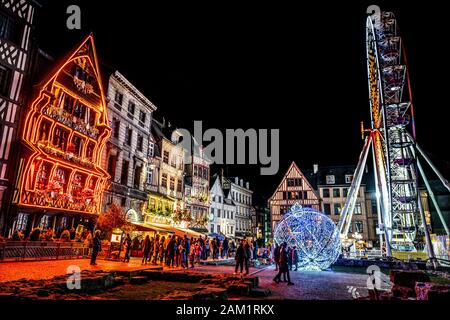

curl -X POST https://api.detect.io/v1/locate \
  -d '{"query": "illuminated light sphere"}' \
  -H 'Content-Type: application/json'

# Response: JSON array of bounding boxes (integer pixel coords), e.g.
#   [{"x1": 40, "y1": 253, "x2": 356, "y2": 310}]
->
[{"x1": 274, "y1": 203, "x2": 341, "y2": 271}]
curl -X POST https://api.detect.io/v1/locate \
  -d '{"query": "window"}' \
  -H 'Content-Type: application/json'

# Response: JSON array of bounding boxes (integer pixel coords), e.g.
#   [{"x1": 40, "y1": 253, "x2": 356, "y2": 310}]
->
[
  {"x1": 177, "y1": 179, "x2": 182, "y2": 193},
  {"x1": 148, "y1": 142, "x2": 154, "y2": 157},
  {"x1": 121, "y1": 197, "x2": 126, "y2": 206},
  {"x1": 354, "y1": 221, "x2": 364, "y2": 233},
  {"x1": 333, "y1": 188, "x2": 340, "y2": 197},
  {"x1": 137, "y1": 135, "x2": 143, "y2": 152},
  {"x1": 210, "y1": 224, "x2": 214, "y2": 233},
  {"x1": 170, "y1": 177, "x2": 175, "y2": 191},
  {"x1": 326, "y1": 175, "x2": 335, "y2": 184},
  {"x1": 217, "y1": 225, "x2": 221, "y2": 233},
  {"x1": 334, "y1": 203, "x2": 341, "y2": 215},
  {"x1": 163, "y1": 151, "x2": 169, "y2": 164},
  {"x1": 113, "y1": 119, "x2": 120, "y2": 138},
  {"x1": 161, "y1": 173, "x2": 167, "y2": 188},
  {"x1": 121, "y1": 160, "x2": 129, "y2": 185},
  {"x1": 343, "y1": 188, "x2": 348, "y2": 198},
  {"x1": 15, "y1": 213, "x2": 29, "y2": 232},
  {"x1": 127, "y1": 101, "x2": 135, "y2": 118},
  {"x1": 323, "y1": 203, "x2": 331, "y2": 215},
  {"x1": 53, "y1": 127, "x2": 68, "y2": 150},
  {"x1": 38, "y1": 215, "x2": 50, "y2": 230},
  {"x1": 322, "y1": 188, "x2": 330, "y2": 198},
  {"x1": 139, "y1": 111, "x2": 146, "y2": 125},
  {"x1": 0, "y1": 65, "x2": 11, "y2": 96},
  {"x1": 147, "y1": 169, "x2": 153, "y2": 185},
  {"x1": 211, "y1": 208, "x2": 214, "y2": 214},
  {"x1": 354, "y1": 203, "x2": 362, "y2": 215},
  {"x1": 134, "y1": 165, "x2": 142, "y2": 189},
  {"x1": 230, "y1": 226, "x2": 233, "y2": 234},
  {"x1": 114, "y1": 90, "x2": 123, "y2": 106},
  {"x1": 125, "y1": 128, "x2": 132, "y2": 146},
  {"x1": 345, "y1": 174, "x2": 353, "y2": 184},
  {"x1": 230, "y1": 212, "x2": 233, "y2": 220},
  {"x1": 218, "y1": 209, "x2": 221, "y2": 218},
  {"x1": 0, "y1": 13, "x2": 22, "y2": 46},
  {"x1": 303, "y1": 191, "x2": 308, "y2": 200},
  {"x1": 287, "y1": 178, "x2": 302, "y2": 187}
]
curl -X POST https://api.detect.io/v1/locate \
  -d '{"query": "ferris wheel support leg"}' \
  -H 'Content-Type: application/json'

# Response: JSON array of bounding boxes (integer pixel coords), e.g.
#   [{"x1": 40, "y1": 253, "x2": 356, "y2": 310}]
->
[
  {"x1": 416, "y1": 159, "x2": 450, "y2": 236},
  {"x1": 415, "y1": 143, "x2": 450, "y2": 193},
  {"x1": 416, "y1": 185, "x2": 438, "y2": 269}
]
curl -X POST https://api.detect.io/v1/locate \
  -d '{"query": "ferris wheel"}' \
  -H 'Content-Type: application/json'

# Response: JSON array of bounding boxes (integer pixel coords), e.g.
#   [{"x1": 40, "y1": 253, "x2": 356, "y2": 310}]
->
[{"x1": 338, "y1": 5, "x2": 450, "y2": 264}]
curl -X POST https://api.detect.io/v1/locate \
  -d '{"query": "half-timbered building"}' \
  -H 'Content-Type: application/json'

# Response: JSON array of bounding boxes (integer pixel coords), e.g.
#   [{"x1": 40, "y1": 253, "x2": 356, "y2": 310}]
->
[
  {"x1": 269, "y1": 161, "x2": 321, "y2": 235},
  {"x1": 0, "y1": 0, "x2": 39, "y2": 234},
  {"x1": 8, "y1": 35, "x2": 111, "y2": 236}
]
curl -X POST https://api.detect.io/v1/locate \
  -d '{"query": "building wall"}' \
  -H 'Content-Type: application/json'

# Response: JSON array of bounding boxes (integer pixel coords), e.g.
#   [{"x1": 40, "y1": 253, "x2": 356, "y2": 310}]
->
[
  {"x1": 0, "y1": 0, "x2": 38, "y2": 233},
  {"x1": 209, "y1": 176, "x2": 235, "y2": 238},
  {"x1": 269, "y1": 162, "x2": 320, "y2": 235},
  {"x1": 227, "y1": 177, "x2": 253, "y2": 238},
  {"x1": 102, "y1": 71, "x2": 156, "y2": 219}
]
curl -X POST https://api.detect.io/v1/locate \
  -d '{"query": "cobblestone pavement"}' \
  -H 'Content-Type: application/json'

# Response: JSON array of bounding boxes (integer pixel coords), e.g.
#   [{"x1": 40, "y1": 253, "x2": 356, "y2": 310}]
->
[
  {"x1": 0, "y1": 257, "x2": 248, "y2": 283},
  {"x1": 253, "y1": 266, "x2": 392, "y2": 300}
]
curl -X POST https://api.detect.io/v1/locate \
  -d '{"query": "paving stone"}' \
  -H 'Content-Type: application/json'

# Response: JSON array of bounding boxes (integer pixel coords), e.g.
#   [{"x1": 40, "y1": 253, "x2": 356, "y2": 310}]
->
[{"x1": 130, "y1": 276, "x2": 148, "y2": 285}]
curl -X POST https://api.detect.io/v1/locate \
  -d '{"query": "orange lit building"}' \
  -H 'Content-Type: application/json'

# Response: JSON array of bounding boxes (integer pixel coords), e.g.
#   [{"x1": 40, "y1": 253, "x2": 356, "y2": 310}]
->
[{"x1": 8, "y1": 35, "x2": 111, "y2": 236}]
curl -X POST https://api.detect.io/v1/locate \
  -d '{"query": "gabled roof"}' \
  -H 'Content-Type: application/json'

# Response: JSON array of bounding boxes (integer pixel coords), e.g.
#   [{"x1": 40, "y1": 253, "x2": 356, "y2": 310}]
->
[{"x1": 269, "y1": 161, "x2": 320, "y2": 201}]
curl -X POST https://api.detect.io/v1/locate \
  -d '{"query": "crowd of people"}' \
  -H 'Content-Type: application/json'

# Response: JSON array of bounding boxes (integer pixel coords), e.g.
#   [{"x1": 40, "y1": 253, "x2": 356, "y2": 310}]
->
[{"x1": 121, "y1": 234, "x2": 242, "y2": 269}]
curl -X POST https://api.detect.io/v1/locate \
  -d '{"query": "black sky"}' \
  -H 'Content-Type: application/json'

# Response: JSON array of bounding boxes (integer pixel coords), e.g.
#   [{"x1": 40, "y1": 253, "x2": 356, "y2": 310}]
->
[{"x1": 35, "y1": 1, "x2": 450, "y2": 205}]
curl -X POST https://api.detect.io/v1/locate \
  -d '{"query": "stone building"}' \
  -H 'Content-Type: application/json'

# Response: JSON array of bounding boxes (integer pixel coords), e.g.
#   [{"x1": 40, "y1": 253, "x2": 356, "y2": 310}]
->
[
  {"x1": 102, "y1": 71, "x2": 157, "y2": 222},
  {"x1": 209, "y1": 175, "x2": 236, "y2": 238}
]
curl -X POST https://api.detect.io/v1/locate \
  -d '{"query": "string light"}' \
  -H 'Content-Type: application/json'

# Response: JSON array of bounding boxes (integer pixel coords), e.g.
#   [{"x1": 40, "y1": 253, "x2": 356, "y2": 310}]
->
[{"x1": 274, "y1": 202, "x2": 341, "y2": 271}]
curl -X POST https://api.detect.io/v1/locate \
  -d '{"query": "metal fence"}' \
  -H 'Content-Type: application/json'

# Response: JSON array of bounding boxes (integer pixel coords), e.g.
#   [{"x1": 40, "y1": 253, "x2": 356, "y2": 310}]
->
[{"x1": 0, "y1": 241, "x2": 90, "y2": 261}]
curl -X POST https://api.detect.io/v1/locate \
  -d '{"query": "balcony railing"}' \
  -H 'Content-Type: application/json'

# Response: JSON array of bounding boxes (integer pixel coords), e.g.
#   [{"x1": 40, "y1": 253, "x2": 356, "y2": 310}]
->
[{"x1": 20, "y1": 190, "x2": 97, "y2": 214}]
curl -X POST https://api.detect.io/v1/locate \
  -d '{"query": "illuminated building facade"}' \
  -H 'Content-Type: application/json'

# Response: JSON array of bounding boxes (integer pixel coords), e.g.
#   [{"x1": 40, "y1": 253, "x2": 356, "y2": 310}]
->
[
  {"x1": 269, "y1": 162, "x2": 320, "y2": 237},
  {"x1": 144, "y1": 118, "x2": 185, "y2": 226},
  {"x1": 222, "y1": 176, "x2": 253, "y2": 239},
  {"x1": 0, "y1": 0, "x2": 39, "y2": 234},
  {"x1": 8, "y1": 35, "x2": 111, "y2": 236},
  {"x1": 184, "y1": 142, "x2": 210, "y2": 232},
  {"x1": 102, "y1": 71, "x2": 157, "y2": 222},
  {"x1": 209, "y1": 175, "x2": 236, "y2": 238}
]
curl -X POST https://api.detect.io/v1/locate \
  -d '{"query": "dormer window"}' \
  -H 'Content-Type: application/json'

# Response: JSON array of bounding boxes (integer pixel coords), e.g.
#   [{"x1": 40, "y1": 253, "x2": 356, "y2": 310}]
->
[{"x1": 326, "y1": 175, "x2": 335, "y2": 184}]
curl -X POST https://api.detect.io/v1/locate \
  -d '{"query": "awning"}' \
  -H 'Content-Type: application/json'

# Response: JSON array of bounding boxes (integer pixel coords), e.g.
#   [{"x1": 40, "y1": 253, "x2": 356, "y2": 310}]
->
[{"x1": 129, "y1": 222, "x2": 174, "y2": 234}]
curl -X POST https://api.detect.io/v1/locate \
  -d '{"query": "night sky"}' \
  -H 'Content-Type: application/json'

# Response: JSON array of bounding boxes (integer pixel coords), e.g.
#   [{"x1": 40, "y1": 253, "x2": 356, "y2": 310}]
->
[{"x1": 35, "y1": 1, "x2": 450, "y2": 205}]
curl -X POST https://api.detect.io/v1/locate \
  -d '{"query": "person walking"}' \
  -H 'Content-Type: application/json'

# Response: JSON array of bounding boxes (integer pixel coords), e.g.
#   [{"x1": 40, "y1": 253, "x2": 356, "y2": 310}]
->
[
  {"x1": 273, "y1": 242, "x2": 294, "y2": 285},
  {"x1": 152, "y1": 234, "x2": 160, "y2": 264},
  {"x1": 159, "y1": 236, "x2": 165, "y2": 265},
  {"x1": 166, "y1": 235, "x2": 175, "y2": 267},
  {"x1": 287, "y1": 246, "x2": 293, "y2": 271},
  {"x1": 273, "y1": 243, "x2": 280, "y2": 271},
  {"x1": 189, "y1": 240, "x2": 196, "y2": 268},
  {"x1": 123, "y1": 233, "x2": 132, "y2": 263},
  {"x1": 211, "y1": 238, "x2": 217, "y2": 260},
  {"x1": 142, "y1": 235, "x2": 151, "y2": 264},
  {"x1": 234, "y1": 239, "x2": 246, "y2": 274},
  {"x1": 292, "y1": 246, "x2": 299, "y2": 271},
  {"x1": 222, "y1": 237, "x2": 229, "y2": 258},
  {"x1": 244, "y1": 239, "x2": 251, "y2": 275},
  {"x1": 90, "y1": 230, "x2": 101, "y2": 265}
]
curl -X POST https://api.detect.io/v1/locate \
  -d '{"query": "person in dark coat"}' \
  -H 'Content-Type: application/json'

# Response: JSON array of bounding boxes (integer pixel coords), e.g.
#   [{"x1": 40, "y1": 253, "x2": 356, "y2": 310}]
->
[
  {"x1": 90, "y1": 230, "x2": 101, "y2": 265},
  {"x1": 273, "y1": 243, "x2": 280, "y2": 271},
  {"x1": 273, "y1": 242, "x2": 294, "y2": 285},
  {"x1": 166, "y1": 235, "x2": 176, "y2": 267},
  {"x1": 222, "y1": 237, "x2": 229, "y2": 258},
  {"x1": 142, "y1": 235, "x2": 151, "y2": 264},
  {"x1": 123, "y1": 233, "x2": 132, "y2": 263},
  {"x1": 292, "y1": 246, "x2": 299, "y2": 271},
  {"x1": 244, "y1": 239, "x2": 251, "y2": 275},
  {"x1": 234, "y1": 240, "x2": 246, "y2": 274},
  {"x1": 287, "y1": 247, "x2": 293, "y2": 270}
]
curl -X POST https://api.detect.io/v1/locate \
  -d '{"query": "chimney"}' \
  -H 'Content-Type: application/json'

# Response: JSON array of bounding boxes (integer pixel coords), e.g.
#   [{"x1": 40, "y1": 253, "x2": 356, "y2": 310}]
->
[
  {"x1": 235, "y1": 177, "x2": 239, "y2": 185},
  {"x1": 240, "y1": 179, "x2": 243, "y2": 187},
  {"x1": 313, "y1": 164, "x2": 319, "y2": 174},
  {"x1": 246, "y1": 182, "x2": 249, "y2": 189}
]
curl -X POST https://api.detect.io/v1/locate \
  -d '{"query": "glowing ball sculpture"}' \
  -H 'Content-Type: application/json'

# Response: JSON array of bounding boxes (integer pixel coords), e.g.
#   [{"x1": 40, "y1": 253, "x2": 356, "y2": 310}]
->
[{"x1": 274, "y1": 203, "x2": 341, "y2": 271}]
